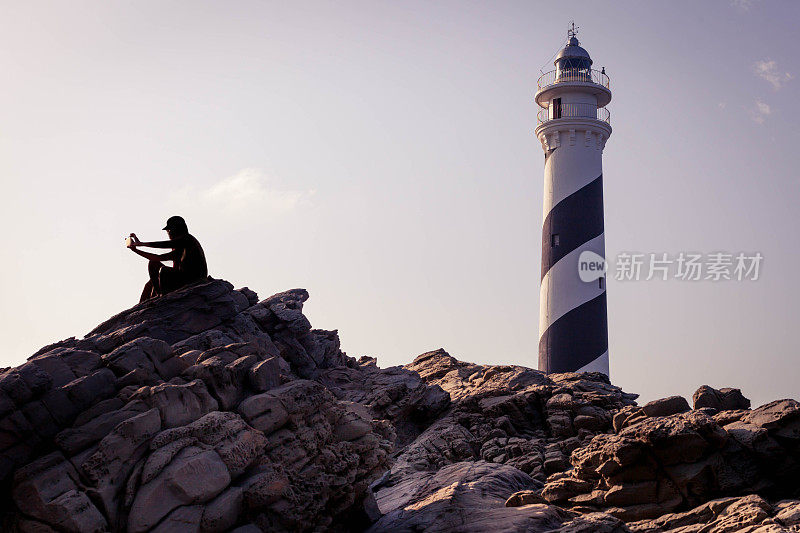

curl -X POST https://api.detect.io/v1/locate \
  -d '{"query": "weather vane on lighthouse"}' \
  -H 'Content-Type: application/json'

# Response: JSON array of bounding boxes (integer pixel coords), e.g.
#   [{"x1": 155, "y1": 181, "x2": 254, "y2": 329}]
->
[
  {"x1": 567, "y1": 21, "x2": 579, "y2": 40},
  {"x1": 535, "y1": 24, "x2": 612, "y2": 376}
]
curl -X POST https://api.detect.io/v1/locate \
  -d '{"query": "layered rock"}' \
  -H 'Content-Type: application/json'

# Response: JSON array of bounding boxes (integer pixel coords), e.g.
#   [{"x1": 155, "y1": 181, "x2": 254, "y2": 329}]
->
[
  {"x1": 364, "y1": 354, "x2": 800, "y2": 531},
  {"x1": 539, "y1": 395, "x2": 800, "y2": 522},
  {"x1": 0, "y1": 280, "x2": 408, "y2": 532},
  {"x1": 1, "y1": 280, "x2": 798, "y2": 532},
  {"x1": 367, "y1": 460, "x2": 630, "y2": 533},
  {"x1": 628, "y1": 494, "x2": 800, "y2": 532},
  {"x1": 367, "y1": 350, "x2": 641, "y2": 531}
]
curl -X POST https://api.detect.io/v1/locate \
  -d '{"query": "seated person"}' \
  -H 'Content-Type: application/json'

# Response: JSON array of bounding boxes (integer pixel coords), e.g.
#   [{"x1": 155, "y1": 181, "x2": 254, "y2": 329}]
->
[{"x1": 127, "y1": 216, "x2": 208, "y2": 302}]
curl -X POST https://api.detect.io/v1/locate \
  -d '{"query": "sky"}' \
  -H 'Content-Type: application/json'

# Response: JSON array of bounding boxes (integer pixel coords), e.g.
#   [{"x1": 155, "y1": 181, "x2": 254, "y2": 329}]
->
[{"x1": 1, "y1": 0, "x2": 798, "y2": 407}]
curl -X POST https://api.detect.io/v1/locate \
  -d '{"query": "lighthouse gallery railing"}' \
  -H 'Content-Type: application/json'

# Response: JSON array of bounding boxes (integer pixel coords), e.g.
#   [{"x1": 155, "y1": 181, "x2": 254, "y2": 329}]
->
[
  {"x1": 537, "y1": 68, "x2": 610, "y2": 91},
  {"x1": 537, "y1": 103, "x2": 611, "y2": 125}
]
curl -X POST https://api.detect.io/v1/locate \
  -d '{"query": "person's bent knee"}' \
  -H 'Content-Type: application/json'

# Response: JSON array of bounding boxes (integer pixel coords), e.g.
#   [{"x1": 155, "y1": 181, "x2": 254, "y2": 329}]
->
[
  {"x1": 140, "y1": 280, "x2": 155, "y2": 303},
  {"x1": 148, "y1": 259, "x2": 162, "y2": 274},
  {"x1": 158, "y1": 267, "x2": 183, "y2": 296}
]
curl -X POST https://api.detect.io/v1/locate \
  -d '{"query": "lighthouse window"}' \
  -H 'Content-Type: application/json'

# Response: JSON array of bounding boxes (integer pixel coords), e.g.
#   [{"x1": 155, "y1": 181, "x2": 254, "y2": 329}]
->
[
  {"x1": 553, "y1": 98, "x2": 562, "y2": 119},
  {"x1": 551, "y1": 234, "x2": 560, "y2": 247},
  {"x1": 599, "y1": 277, "x2": 604, "y2": 290}
]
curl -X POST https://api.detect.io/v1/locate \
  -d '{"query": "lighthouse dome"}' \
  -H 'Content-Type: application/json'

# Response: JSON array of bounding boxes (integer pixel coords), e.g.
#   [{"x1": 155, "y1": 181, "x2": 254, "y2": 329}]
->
[{"x1": 554, "y1": 37, "x2": 593, "y2": 69}]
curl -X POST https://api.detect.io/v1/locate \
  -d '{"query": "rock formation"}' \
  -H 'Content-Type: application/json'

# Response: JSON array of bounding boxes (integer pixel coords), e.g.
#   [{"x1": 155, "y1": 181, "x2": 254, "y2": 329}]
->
[{"x1": 1, "y1": 279, "x2": 798, "y2": 532}]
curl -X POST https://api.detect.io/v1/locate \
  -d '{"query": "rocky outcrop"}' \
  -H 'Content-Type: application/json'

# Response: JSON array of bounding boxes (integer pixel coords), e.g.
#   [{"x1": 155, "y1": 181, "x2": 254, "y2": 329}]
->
[
  {"x1": 0, "y1": 281, "x2": 411, "y2": 532},
  {"x1": 366, "y1": 351, "x2": 640, "y2": 531},
  {"x1": 367, "y1": 460, "x2": 629, "y2": 533},
  {"x1": 628, "y1": 494, "x2": 800, "y2": 532},
  {"x1": 539, "y1": 396, "x2": 800, "y2": 523},
  {"x1": 1, "y1": 279, "x2": 798, "y2": 532},
  {"x1": 316, "y1": 355, "x2": 450, "y2": 448}
]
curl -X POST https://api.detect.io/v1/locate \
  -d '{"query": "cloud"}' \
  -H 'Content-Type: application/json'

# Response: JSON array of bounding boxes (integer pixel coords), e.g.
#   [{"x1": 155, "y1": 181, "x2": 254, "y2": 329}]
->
[
  {"x1": 202, "y1": 169, "x2": 315, "y2": 212},
  {"x1": 750, "y1": 99, "x2": 771, "y2": 124},
  {"x1": 170, "y1": 168, "x2": 316, "y2": 216},
  {"x1": 753, "y1": 59, "x2": 794, "y2": 90},
  {"x1": 731, "y1": 0, "x2": 758, "y2": 10}
]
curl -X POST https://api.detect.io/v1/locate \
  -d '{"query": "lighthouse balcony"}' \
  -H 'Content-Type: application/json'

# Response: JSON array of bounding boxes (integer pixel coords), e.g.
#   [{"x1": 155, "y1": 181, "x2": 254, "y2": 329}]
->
[
  {"x1": 537, "y1": 68, "x2": 609, "y2": 90},
  {"x1": 535, "y1": 68, "x2": 612, "y2": 107},
  {"x1": 537, "y1": 103, "x2": 611, "y2": 125}
]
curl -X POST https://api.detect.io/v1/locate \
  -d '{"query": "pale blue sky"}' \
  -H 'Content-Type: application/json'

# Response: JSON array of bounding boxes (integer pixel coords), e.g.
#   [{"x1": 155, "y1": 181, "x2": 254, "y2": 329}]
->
[{"x1": 1, "y1": 1, "x2": 798, "y2": 406}]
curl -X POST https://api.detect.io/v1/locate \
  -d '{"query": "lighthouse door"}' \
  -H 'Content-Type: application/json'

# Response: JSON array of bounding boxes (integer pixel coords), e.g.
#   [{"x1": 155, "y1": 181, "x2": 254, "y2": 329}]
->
[{"x1": 553, "y1": 98, "x2": 562, "y2": 119}]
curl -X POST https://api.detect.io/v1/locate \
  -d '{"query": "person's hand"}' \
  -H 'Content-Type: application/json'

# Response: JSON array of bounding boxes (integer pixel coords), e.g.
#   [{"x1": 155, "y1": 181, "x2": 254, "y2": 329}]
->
[{"x1": 129, "y1": 233, "x2": 141, "y2": 247}]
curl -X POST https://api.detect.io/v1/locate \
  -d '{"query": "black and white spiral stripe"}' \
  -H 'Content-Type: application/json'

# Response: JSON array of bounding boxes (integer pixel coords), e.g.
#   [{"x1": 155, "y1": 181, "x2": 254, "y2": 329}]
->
[{"x1": 538, "y1": 172, "x2": 609, "y2": 375}]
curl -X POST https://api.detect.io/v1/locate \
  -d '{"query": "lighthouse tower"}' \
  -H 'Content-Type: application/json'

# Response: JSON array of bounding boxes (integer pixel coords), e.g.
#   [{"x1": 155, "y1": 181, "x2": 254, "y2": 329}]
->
[{"x1": 535, "y1": 25, "x2": 612, "y2": 376}]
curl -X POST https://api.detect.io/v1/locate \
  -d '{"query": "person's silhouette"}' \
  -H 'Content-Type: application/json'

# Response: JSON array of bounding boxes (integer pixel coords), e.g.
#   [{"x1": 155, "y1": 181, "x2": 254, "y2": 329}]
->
[{"x1": 128, "y1": 216, "x2": 208, "y2": 302}]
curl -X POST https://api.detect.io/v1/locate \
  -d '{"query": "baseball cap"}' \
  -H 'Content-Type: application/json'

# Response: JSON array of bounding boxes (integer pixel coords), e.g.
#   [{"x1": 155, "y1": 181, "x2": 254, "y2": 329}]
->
[{"x1": 163, "y1": 216, "x2": 188, "y2": 232}]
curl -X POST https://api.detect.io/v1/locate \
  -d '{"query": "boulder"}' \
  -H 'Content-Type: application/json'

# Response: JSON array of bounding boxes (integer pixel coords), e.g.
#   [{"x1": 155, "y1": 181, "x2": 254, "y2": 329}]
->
[
  {"x1": 128, "y1": 447, "x2": 230, "y2": 532},
  {"x1": 150, "y1": 505, "x2": 203, "y2": 532},
  {"x1": 79, "y1": 408, "x2": 162, "y2": 518},
  {"x1": 238, "y1": 392, "x2": 290, "y2": 434},
  {"x1": 54, "y1": 400, "x2": 149, "y2": 454},
  {"x1": 248, "y1": 357, "x2": 282, "y2": 392},
  {"x1": 641, "y1": 396, "x2": 690, "y2": 418},
  {"x1": 505, "y1": 490, "x2": 548, "y2": 507},
  {"x1": 693, "y1": 385, "x2": 751, "y2": 413},
  {"x1": 201, "y1": 486, "x2": 243, "y2": 532},
  {"x1": 130, "y1": 379, "x2": 218, "y2": 428},
  {"x1": 12, "y1": 452, "x2": 107, "y2": 532}
]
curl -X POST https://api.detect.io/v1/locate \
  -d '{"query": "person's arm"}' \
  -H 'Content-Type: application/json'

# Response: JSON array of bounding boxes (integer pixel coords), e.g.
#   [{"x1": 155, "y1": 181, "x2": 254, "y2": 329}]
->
[
  {"x1": 129, "y1": 247, "x2": 174, "y2": 262},
  {"x1": 134, "y1": 239, "x2": 174, "y2": 249},
  {"x1": 128, "y1": 233, "x2": 176, "y2": 249},
  {"x1": 127, "y1": 234, "x2": 178, "y2": 261}
]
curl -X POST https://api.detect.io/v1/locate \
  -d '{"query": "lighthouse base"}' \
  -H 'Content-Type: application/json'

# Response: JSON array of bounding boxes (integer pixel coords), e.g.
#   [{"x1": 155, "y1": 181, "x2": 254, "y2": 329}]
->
[{"x1": 575, "y1": 350, "x2": 609, "y2": 375}]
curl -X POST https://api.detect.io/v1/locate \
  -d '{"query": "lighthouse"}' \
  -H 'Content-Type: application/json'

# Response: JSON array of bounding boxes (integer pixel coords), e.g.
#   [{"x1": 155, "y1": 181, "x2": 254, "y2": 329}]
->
[{"x1": 536, "y1": 25, "x2": 611, "y2": 376}]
